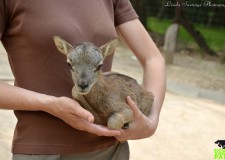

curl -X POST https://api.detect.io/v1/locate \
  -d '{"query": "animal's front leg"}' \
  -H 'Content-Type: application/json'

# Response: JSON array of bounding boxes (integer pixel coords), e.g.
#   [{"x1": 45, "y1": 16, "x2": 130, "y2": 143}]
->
[
  {"x1": 72, "y1": 87, "x2": 102, "y2": 124},
  {"x1": 107, "y1": 105, "x2": 133, "y2": 130}
]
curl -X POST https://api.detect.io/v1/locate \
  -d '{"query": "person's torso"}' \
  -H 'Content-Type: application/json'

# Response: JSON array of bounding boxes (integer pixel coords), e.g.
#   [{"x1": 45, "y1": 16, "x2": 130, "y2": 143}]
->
[{"x1": 0, "y1": 0, "x2": 138, "y2": 154}]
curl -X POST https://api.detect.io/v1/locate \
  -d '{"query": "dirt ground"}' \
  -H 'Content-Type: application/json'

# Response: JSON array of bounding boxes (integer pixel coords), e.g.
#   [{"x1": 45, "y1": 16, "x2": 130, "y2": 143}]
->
[
  {"x1": 114, "y1": 44, "x2": 225, "y2": 160},
  {"x1": 0, "y1": 43, "x2": 225, "y2": 160}
]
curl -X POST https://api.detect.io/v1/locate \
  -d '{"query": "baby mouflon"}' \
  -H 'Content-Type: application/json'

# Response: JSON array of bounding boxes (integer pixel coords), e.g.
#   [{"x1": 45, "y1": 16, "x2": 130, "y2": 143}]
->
[{"x1": 53, "y1": 36, "x2": 154, "y2": 130}]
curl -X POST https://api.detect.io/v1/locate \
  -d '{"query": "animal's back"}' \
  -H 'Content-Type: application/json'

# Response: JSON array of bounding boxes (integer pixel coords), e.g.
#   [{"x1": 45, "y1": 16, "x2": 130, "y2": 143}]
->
[
  {"x1": 103, "y1": 72, "x2": 154, "y2": 115},
  {"x1": 86, "y1": 72, "x2": 140, "y2": 112}
]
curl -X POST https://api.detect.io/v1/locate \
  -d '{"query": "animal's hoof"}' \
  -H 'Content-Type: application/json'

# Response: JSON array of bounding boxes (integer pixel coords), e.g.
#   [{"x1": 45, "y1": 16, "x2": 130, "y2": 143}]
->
[{"x1": 108, "y1": 113, "x2": 124, "y2": 130}]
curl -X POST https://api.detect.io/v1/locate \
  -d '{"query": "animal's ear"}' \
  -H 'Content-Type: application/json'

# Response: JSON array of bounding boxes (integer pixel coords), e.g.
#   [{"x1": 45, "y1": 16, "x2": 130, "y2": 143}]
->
[
  {"x1": 53, "y1": 36, "x2": 73, "y2": 56},
  {"x1": 100, "y1": 37, "x2": 119, "y2": 58}
]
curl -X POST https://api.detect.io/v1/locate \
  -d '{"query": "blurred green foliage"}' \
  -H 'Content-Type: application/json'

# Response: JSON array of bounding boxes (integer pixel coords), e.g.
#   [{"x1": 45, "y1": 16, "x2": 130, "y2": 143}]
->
[{"x1": 147, "y1": 17, "x2": 225, "y2": 52}]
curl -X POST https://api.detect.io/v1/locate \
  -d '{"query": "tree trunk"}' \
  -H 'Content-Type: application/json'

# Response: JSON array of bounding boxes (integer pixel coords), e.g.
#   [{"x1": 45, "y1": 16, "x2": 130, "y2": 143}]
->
[
  {"x1": 174, "y1": 0, "x2": 217, "y2": 56},
  {"x1": 207, "y1": 8, "x2": 216, "y2": 27},
  {"x1": 157, "y1": 0, "x2": 166, "y2": 19},
  {"x1": 131, "y1": 0, "x2": 148, "y2": 29},
  {"x1": 178, "y1": 15, "x2": 217, "y2": 56}
]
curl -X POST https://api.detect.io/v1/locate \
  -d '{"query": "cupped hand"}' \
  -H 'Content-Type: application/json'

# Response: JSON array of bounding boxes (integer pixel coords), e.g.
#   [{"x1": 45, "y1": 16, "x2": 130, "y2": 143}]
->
[
  {"x1": 115, "y1": 96, "x2": 158, "y2": 142},
  {"x1": 47, "y1": 96, "x2": 122, "y2": 137}
]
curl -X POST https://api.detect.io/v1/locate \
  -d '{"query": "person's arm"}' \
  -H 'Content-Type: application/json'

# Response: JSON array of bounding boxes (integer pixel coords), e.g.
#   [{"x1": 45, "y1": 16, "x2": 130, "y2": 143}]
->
[
  {"x1": 115, "y1": 19, "x2": 166, "y2": 140},
  {"x1": 0, "y1": 80, "x2": 121, "y2": 136}
]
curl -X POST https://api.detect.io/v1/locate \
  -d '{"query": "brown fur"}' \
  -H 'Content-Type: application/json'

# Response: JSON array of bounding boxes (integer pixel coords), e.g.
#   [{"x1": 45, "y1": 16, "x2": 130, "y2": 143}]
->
[{"x1": 53, "y1": 36, "x2": 154, "y2": 130}]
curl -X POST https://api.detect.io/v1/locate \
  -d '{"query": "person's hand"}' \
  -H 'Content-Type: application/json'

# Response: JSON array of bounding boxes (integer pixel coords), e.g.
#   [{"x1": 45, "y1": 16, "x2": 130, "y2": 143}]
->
[
  {"x1": 115, "y1": 96, "x2": 158, "y2": 141},
  {"x1": 46, "y1": 96, "x2": 122, "y2": 137}
]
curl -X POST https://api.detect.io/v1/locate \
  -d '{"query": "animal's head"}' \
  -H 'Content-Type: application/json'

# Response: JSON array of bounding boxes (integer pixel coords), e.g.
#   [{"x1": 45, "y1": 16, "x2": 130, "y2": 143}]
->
[{"x1": 53, "y1": 36, "x2": 118, "y2": 94}]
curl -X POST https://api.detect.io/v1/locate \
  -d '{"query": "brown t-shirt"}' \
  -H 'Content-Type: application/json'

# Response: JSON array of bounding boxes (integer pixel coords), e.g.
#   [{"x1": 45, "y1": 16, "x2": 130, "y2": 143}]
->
[{"x1": 0, "y1": 0, "x2": 138, "y2": 155}]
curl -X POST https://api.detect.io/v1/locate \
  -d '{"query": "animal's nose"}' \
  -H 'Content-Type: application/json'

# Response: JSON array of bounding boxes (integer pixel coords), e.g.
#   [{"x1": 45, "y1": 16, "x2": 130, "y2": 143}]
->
[{"x1": 78, "y1": 83, "x2": 89, "y2": 90}]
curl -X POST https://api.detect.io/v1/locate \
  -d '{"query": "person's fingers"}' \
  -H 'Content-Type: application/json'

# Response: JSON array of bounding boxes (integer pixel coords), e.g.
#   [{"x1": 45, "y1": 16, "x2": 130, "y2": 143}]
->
[
  {"x1": 59, "y1": 97, "x2": 94, "y2": 123},
  {"x1": 115, "y1": 132, "x2": 127, "y2": 142},
  {"x1": 78, "y1": 121, "x2": 123, "y2": 137},
  {"x1": 71, "y1": 107, "x2": 94, "y2": 123},
  {"x1": 126, "y1": 96, "x2": 142, "y2": 117}
]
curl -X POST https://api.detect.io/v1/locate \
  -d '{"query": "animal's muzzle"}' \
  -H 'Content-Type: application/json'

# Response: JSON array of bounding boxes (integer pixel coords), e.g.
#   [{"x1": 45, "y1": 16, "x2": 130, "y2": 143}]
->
[{"x1": 78, "y1": 82, "x2": 89, "y2": 90}]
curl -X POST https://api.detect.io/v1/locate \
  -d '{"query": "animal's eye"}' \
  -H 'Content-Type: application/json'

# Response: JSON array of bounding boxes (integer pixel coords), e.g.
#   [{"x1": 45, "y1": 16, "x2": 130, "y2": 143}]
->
[{"x1": 96, "y1": 64, "x2": 103, "y2": 71}]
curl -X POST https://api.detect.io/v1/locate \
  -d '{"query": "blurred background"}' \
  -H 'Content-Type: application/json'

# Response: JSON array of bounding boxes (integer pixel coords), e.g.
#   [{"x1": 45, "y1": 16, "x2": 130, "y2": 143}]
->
[
  {"x1": 131, "y1": 0, "x2": 225, "y2": 57},
  {"x1": 0, "y1": 0, "x2": 225, "y2": 160},
  {"x1": 128, "y1": 0, "x2": 225, "y2": 103}
]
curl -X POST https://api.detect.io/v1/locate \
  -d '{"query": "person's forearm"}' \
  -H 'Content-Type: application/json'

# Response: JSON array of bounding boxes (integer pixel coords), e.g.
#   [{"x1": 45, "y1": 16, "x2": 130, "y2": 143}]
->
[
  {"x1": 140, "y1": 31, "x2": 166, "y2": 120},
  {"x1": 117, "y1": 19, "x2": 166, "y2": 120},
  {"x1": 0, "y1": 81, "x2": 122, "y2": 136},
  {"x1": 142, "y1": 55, "x2": 166, "y2": 119},
  {"x1": 0, "y1": 80, "x2": 55, "y2": 111}
]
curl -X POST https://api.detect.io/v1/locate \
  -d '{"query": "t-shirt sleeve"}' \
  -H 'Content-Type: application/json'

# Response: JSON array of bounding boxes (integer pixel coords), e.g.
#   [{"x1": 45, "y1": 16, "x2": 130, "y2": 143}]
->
[
  {"x1": 0, "y1": 0, "x2": 6, "y2": 39},
  {"x1": 113, "y1": 0, "x2": 139, "y2": 26}
]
